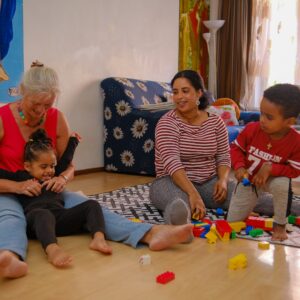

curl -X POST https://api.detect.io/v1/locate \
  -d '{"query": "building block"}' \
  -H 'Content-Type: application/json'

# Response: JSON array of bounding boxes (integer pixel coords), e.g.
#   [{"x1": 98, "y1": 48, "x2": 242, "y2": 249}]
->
[
  {"x1": 202, "y1": 218, "x2": 213, "y2": 225},
  {"x1": 205, "y1": 231, "x2": 218, "y2": 244},
  {"x1": 258, "y1": 241, "x2": 270, "y2": 250},
  {"x1": 242, "y1": 177, "x2": 251, "y2": 186},
  {"x1": 245, "y1": 216, "x2": 273, "y2": 231},
  {"x1": 129, "y1": 218, "x2": 142, "y2": 223},
  {"x1": 245, "y1": 225, "x2": 253, "y2": 235},
  {"x1": 156, "y1": 271, "x2": 175, "y2": 284},
  {"x1": 288, "y1": 215, "x2": 296, "y2": 224},
  {"x1": 228, "y1": 253, "x2": 247, "y2": 270},
  {"x1": 193, "y1": 226, "x2": 206, "y2": 237},
  {"x1": 265, "y1": 218, "x2": 273, "y2": 228},
  {"x1": 216, "y1": 208, "x2": 224, "y2": 216},
  {"x1": 138, "y1": 254, "x2": 151, "y2": 265},
  {"x1": 229, "y1": 221, "x2": 246, "y2": 233},
  {"x1": 215, "y1": 220, "x2": 232, "y2": 242},
  {"x1": 192, "y1": 209, "x2": 200, "y2": 220},
  {"x1": 231, "y1": 231, "x2": 237, "y2": 239},
  {"x1": 249, "y1": 228, "x2": 264, "y2": 237},
  {"x1": 296, "y1": 217, "x2": 300, "y2": 226}
]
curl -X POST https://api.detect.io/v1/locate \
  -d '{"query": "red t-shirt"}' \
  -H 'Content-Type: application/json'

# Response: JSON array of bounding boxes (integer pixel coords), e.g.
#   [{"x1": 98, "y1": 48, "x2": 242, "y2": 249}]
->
[
  {"x1": 231, "y1": 122, "x2": 300, "y2": 179},
  {"x1": 0, "y1": 104, "x2": 58, "y2": 172}
]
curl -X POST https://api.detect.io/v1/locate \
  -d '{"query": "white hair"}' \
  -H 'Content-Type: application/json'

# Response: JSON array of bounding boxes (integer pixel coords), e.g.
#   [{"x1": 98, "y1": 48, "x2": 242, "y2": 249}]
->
[{"x1": 20, "y1": 64, "x2": 60, "y2": 96}]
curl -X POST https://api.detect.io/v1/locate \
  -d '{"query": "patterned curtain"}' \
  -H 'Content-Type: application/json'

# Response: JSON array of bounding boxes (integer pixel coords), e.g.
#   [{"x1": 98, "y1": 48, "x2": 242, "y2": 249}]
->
[{"x1": 179, "y1": 0, "x2": 209, "y2": 85}]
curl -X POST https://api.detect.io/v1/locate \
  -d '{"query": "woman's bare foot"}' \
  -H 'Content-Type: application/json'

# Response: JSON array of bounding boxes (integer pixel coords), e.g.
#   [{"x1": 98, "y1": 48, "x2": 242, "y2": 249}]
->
[
  {"x1": 45, "y1": 244, "x2": 73, "y2": 268},
  {"x1": 142, "y1": 223, "x2": 194, "y2": 251},
  {"x1": 272, "y1": 224, "x2": 288, "y2": 241},
  {"x1": 0, "y1": 250, "x2": 28, "y2": 279},
  {"x1": 89, "y1": 232, "x2": 112, "y2": 254}
]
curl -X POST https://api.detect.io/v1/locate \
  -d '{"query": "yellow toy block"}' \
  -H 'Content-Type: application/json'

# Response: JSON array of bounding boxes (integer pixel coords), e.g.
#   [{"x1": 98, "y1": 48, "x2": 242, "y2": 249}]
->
[
  {"x1": 228, "y1": 253, "x2": 247, "y2": 270},
  {"x1": 129, "y1": 218, "x2": 142, "y2": 223},
  {"x1": 229, "y1": 221, "x2": 246, "y2": 233},
  {"x1": 205, "y1": 231, "x2": 218, "y2": 244},
  {"x1": 265, "y1": 218, "x2": 273, "y2": 229},
  {"x1": 258, "y1": 241, "x2": 270, "y2": 250},
  {"x1": 216, "y1": 230, "x2": 230, "y2": 242}
]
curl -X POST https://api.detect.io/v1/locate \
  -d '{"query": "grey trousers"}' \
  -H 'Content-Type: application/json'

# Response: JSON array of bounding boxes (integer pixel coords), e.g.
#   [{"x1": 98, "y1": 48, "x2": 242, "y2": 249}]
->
[
  {"x1": 227, "y1": 177, "x2": 291, "y2": 225},
  {"x1": 149, "y1": 176, "x2": 235, "y2": 224}
]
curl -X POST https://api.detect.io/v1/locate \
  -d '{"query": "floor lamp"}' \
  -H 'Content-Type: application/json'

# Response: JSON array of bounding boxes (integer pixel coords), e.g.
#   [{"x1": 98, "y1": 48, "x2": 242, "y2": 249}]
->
[{"x1": 203, "y1": 20, "x2": 225, "y2": 99}]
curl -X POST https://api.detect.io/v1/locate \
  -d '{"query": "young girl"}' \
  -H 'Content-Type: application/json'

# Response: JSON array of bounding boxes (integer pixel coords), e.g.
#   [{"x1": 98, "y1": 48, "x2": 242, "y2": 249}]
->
[{"x1": 0, "y1": 129, "x2": 112, "y2": 268}]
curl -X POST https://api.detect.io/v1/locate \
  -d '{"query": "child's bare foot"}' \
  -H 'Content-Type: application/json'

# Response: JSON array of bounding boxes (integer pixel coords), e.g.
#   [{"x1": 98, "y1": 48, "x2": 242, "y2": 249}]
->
[
  {"x1": 45, "y1": 244, "x2": 73, "y2": 268},
  {"x1": 0, "y1": 250, "x2": 28, "y2": 279},
  {"x1": 89, "y1": 232, "x2": 112, "y2": 254},
  {"x1": 142, "y1": 223, "x2": 194, "y2": 251},
  {"x1": 272, "y1": 223, "x2": 288, "y2": 241}
]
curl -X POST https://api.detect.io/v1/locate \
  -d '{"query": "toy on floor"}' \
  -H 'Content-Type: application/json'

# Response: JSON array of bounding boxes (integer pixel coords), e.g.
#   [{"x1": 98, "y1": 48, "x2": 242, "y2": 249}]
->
[
  {"x1": 215, "y1": 220, "x2": 232, "y2": 241},
  {"x1": 228, "y1": 253, "x2": 247, "y2": 270},
  {"x1": 258, "y1": 241, "x2": 270, "y2": 250},
  {"x1": 156, "y1": 271, "x2": 175, "y2": 284},
  {"x1": 139, "y1": 254, "x2": 151, "y2": 265}
]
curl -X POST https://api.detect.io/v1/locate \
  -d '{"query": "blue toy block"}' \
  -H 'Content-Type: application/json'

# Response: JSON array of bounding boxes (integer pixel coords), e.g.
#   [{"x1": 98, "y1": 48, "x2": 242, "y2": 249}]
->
[
  {"x1": 245, "y1": 225, "x2": 254, "y2": 235},
  {"x1": 216, "y1": 208, "x2": 224, "y2": 216},
  {"x1": 242, "y1": 178, "x2": 251, "y2": 186}
]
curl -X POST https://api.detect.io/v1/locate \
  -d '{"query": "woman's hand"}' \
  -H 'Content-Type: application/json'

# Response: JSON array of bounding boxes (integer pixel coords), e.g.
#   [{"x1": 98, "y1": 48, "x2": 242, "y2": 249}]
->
[
  {"x1": 42, "y1": 176, "x2": 67, "y2": 193},
  {"x1": 213, "y1": 178, "x2": 228, "y2": 203},
  {"x1": 189, "y1": 193, "x2": 206, "y2": 220},
  {"x1": 17, "y1": 179, "x2": 42, "y2": 196}
]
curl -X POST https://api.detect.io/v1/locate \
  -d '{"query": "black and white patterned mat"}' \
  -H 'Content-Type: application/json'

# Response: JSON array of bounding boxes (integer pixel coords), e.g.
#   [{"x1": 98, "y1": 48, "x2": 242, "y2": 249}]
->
[{"x1": 88, "y1": 183, "x2": 300, "y2": 247}]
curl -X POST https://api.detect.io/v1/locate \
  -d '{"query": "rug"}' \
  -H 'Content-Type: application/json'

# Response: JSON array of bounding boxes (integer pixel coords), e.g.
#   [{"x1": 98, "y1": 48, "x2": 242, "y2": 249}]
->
[{"x1": 88, "y1": 183, "x2": 300, "y2": 248}]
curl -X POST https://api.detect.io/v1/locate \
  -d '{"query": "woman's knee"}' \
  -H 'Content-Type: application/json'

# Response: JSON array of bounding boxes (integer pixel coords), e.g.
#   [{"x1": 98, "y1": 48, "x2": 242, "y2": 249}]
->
[
  {"x1": 0, "y1": 194, "x2": 26, "y2": 223},
  {"x1": 62, "y1": 190, "x2": 88, "y2": 208}
]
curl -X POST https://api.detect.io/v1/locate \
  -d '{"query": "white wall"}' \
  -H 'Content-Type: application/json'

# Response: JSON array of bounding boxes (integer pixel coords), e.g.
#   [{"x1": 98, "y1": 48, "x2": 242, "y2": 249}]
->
[{"x1": 23, "y1": 0, "x2": 179, "y2": 170}]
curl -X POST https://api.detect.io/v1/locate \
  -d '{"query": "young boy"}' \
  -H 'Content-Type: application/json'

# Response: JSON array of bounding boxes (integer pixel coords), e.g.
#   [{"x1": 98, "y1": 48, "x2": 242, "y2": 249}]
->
[{"x1": 227, "y1": 84, "x2": 300, "y2": 241}]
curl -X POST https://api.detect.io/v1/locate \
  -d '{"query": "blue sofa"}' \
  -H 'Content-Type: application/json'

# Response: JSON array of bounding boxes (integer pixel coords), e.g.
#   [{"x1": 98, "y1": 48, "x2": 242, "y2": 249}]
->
[{"x1": 101, "y1": 77, "x2": 260, "y2": 175}]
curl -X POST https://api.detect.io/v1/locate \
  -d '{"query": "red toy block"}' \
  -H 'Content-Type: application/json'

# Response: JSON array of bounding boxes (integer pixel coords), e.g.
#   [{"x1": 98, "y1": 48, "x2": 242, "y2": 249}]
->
[
  {"x1": 245, "y1": 216, "x2": 272, "y2": 231},
  {"x1": 202, "y1": 218, "x2": 213, "y2": 225},
  {"x1": 193, "y1": 226, "x2": 206, "y2": 237},
  {"x1": 156, "y1": 271, "x2": 175, "y2": 284},
  {"x1": 296, "y1": 217, "x2": 300, "y2": 226},
  {"x1": 215, "y1": 220, "x2": 232, "y2": 237}
]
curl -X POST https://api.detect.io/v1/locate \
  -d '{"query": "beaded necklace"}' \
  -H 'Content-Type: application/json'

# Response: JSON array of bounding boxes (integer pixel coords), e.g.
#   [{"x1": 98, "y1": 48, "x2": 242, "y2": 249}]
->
[{"x1": 17, "y1": 103, "x2": 45, "y2": 127}]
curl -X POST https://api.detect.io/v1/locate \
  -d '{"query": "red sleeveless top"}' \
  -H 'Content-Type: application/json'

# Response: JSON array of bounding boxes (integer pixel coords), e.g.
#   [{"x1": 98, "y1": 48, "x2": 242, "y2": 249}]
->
[{"x1": 0, "y1": 104, "x2": 58, "y2": 172}]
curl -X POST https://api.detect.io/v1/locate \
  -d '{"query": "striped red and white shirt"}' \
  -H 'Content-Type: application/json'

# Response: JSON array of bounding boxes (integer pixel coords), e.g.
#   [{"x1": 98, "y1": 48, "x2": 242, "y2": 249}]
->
[{"x1": 155, "y1": 110, "x2": 231, "y2": 184}]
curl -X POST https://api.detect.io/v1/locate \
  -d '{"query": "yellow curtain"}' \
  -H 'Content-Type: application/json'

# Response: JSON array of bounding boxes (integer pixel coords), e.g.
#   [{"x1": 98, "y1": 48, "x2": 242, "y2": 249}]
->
[{"x1": 179, "y1": 0, "x2": 209, "y2": 84}]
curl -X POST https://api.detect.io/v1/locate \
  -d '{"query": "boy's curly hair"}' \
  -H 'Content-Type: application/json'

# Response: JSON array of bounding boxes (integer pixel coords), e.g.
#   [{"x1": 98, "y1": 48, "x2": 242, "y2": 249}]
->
[{"x1": 263, "y1": 84, "x2": 300, "y2": 119}]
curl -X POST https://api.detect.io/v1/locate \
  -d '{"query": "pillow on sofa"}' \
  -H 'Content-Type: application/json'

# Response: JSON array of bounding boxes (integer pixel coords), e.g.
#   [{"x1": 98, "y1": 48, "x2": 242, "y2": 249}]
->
[
  {"x1": 213, "y1": 98, "x2": 240, "y2": 120},
  {"x1": 206, "y1": 105, "x2": 239, "y2": 126}
]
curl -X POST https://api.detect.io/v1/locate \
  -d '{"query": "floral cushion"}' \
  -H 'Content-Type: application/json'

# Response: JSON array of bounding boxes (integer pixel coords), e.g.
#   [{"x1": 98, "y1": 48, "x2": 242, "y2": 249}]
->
[{"x1": 207, "y1": 105, "x2": 239, "y2": 126}]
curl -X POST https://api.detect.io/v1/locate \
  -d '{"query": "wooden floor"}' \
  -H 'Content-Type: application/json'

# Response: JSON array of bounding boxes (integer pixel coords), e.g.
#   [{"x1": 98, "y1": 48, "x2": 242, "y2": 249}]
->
[{"x1": 1, "y1": 172, "x2": 300, "y2": 300}]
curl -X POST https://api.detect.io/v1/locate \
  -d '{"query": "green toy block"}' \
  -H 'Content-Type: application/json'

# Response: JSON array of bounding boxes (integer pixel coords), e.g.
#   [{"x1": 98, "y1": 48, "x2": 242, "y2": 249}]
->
[
  {"x1": 249, "y1": 228, "x2": 264, "y2": 237},
  {"x1": 288, "y1": 215, "x2": 296, "y2": 224}
]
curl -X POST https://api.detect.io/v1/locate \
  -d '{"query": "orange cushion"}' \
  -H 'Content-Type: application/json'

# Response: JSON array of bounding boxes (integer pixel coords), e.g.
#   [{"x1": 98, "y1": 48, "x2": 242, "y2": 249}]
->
[{"x1": 213, "y1": 98, "x2": 240, "y2": 120}]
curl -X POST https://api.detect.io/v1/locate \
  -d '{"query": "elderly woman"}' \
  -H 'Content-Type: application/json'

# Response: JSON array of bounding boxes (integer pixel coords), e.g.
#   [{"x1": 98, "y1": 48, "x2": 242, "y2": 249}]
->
[
  {"x1": 0, "y1": 62, "x2": 193, "y2": 279},
  {"x1": 150, "y1": 70, "x2": 235, "y2": 224}
]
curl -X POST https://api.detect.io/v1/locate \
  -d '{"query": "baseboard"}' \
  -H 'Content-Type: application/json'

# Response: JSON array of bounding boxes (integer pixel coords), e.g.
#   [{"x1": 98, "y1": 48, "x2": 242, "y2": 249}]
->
[{"x1": 75, "y1": 167, "x2": 105, "y2": 175}]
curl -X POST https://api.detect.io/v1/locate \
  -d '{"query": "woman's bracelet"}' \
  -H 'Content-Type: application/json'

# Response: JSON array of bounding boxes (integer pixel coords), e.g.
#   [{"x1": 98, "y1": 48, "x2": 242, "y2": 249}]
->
[{"x1": 60, "y1": 174, "x2": 69, "y2": 183}]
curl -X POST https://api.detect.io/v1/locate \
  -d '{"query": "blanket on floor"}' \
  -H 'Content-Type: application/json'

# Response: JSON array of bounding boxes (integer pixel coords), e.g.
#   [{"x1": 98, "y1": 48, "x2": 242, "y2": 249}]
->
[{"x1": 88, "y1": 183, "x2": 300, "y2": 248}]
